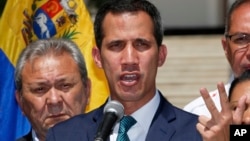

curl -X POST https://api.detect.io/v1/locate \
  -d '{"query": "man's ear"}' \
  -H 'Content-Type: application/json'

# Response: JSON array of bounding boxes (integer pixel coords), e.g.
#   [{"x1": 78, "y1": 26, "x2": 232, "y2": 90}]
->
[
  {"x1": 15, "y1": 90, "x2": 25, "y2": 115},
  {"x1": 86, "y1": 78, "x2": 91, "y2": 105},
  {"x1": 221, "y1": 37, "x2": 230, "y2": 60},
  {"x1": 158, "y1": 44, "x2": 167, "y2": 67},
  {"x1": 92, "y1": 46, "x2": 102, "y2": 68}
]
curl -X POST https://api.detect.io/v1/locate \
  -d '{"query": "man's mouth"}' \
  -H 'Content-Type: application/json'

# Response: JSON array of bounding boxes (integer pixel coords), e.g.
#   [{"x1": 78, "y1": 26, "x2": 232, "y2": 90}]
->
[
  {"x1": 120, "y1": 74, "x2": 140, "y2": 86},
  {"x1": 122, "y1": 74, "x2": 137, "y2": 81}
]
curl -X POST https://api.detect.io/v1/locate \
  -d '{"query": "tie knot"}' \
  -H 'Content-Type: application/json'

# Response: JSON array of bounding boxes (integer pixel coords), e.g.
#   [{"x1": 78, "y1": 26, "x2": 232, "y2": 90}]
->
[{"x1": 118, "y1": 116, "x2": 136, "y2": 133}]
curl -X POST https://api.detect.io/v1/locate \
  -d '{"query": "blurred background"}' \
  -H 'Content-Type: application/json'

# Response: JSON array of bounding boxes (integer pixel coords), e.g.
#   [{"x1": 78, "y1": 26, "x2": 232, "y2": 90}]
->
[{"x1": 84, "y1": 0, "x2": 235, "y2": 108}]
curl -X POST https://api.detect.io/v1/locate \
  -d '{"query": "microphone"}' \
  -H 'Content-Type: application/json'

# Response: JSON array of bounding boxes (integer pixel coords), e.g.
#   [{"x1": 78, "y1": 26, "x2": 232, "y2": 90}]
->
[{"x1": 94, "y1": 100, "x2": 124, "y2": 141}]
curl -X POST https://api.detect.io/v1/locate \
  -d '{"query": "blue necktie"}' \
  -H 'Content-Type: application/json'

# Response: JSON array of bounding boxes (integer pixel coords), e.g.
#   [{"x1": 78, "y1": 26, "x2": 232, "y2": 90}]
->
[{"x1": 116, "y1": 116, "x2": 136, "y2": 141}]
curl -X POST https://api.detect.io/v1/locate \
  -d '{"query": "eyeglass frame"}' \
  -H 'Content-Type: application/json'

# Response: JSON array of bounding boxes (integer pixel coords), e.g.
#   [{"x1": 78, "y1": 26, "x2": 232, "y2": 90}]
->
[{"x1": 225, "y1": 32, "x2": 250, "y2": 48}]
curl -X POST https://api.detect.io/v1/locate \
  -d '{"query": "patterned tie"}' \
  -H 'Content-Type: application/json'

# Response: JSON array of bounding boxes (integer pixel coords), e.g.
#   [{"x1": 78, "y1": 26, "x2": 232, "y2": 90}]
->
[{"x1": 116, "y1": 116, "x2": 136, "y2": 141}]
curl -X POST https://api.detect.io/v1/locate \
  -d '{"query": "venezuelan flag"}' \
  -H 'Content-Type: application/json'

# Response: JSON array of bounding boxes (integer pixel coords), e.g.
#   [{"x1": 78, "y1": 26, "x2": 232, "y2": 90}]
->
[
  {"x1": 0, "y1": 49, "x2": 31, "y2": 141},
  {"x1": 0, "y1": 0, "x2": 109, "y2": 140},
  {"x1": 0, "y1": 0, "x2": 32, "y2": 140}
]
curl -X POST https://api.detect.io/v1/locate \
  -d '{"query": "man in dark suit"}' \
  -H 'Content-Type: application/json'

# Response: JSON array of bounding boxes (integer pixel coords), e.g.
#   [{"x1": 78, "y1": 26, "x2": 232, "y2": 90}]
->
[
  {"x1": 46, "y1": 0, "x2": 202, "y2": 140},
  {"x1": 15, "y1": 39, "x2": 91, "y2": 141}
]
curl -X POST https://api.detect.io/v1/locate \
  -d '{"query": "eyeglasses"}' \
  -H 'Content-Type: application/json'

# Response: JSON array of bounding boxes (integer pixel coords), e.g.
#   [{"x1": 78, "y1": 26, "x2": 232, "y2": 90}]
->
[{"x1": 225, "y1": 33, "x2": 250, "y2": 49}]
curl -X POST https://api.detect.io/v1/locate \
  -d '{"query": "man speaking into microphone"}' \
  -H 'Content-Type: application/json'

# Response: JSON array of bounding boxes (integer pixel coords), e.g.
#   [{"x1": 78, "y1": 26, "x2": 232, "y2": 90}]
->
[{"x1": 46, "y1": 0, "x2": 202, "y2": 140}]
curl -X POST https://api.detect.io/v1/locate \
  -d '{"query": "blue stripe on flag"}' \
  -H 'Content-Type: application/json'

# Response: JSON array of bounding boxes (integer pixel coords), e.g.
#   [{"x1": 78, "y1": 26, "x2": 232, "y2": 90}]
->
[{"x1": 0, "y1": 49, "x2": 30, "y2": 140}]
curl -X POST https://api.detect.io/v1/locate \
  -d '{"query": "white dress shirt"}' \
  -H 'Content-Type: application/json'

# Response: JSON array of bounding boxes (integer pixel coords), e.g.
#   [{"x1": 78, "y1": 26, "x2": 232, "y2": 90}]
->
[
  {"x1": 110, "y1": 90, "x2": 160, "y2": 141},
  {"x1": 32, "y1": 129, "x2": 40, "y2": 141},
  {"x1": 183, "y1": 75, "x2": 233, "y2": 117}
]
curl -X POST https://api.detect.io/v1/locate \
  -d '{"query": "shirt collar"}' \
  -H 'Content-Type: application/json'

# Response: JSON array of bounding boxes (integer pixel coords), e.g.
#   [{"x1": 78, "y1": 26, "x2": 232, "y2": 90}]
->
[
  {"x1": 32, "y1": 129, "x2": 40, "y2": 141},
  {"x1": 112, "y1": 90, "x2": 160, "y2": 133}
]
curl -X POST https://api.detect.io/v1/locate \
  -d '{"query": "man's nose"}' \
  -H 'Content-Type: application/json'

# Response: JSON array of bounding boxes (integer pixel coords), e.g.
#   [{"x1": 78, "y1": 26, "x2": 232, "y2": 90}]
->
[
  {"x1": 46, "y1": 88, "x2": 63, "y2": 114},
  {"x1": 121, "y1": 45, "x2": 138, "y2": 64},
  {"x1": 47, "y1": 88, "x2": 63, "y2": 104}
]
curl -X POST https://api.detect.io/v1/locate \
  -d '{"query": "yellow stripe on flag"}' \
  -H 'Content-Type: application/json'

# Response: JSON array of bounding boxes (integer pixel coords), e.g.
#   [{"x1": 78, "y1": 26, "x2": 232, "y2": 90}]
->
[{"x1": 0, "y1": 0, "x2": 109, "y2": 112}]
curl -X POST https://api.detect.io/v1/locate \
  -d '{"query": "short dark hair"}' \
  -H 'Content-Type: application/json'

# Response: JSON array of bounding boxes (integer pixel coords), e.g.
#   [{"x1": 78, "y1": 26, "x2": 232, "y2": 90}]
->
[
  {"x1": 229, "y1": 70, "x2": 250, "y2": 101},
  {"x1": 94, "y1": 0, "x2": 163, "y2": 49}
]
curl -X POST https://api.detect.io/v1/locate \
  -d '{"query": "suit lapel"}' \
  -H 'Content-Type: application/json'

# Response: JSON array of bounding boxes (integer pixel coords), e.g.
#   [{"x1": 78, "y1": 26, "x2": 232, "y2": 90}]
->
[{"x1": 146, "y1": 92, "x2": 177, "y2": 141}]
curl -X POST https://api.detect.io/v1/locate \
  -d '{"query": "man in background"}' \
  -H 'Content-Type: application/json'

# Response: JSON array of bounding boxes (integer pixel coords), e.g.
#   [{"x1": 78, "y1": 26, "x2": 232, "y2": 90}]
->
[
  {"x1": 0, "y1": 0, "x2": 108, "y2": 140},
  {"x1": 15, "y1": 38, "x2": 91, "y2": 141},
  {"x1": 184, "y1": 0, "x2": 250, "y2": 117}
]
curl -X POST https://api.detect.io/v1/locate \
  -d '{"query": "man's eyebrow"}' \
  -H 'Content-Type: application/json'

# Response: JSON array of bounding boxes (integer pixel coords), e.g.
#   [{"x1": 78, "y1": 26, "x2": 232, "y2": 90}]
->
[
  {"x1": 108, "y1": 39, "x2": 124, "y2": 44},
  {"x1": 27, "y1": 80, "x2": 50, "y2": 85},
  {"x1": 135, "y1": 38, "x2": 150, "y2": 42}
]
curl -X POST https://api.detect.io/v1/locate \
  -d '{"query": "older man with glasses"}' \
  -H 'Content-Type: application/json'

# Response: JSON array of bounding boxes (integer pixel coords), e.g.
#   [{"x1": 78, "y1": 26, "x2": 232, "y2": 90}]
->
[{"x1": 184, "y1": 0, "x2": 250, "y2": 118}]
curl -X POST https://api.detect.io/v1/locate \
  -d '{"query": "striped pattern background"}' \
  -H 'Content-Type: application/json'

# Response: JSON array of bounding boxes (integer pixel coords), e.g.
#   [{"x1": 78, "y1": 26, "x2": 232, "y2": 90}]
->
[{"x1": 157, "y1": 35, "x2": 230, "y2": 108}]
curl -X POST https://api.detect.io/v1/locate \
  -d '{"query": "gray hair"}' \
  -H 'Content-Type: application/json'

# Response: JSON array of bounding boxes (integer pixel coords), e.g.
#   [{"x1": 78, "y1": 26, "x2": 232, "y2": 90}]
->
[{"x1": 15, "y1": 38, "x2": 88, "y2": 92}]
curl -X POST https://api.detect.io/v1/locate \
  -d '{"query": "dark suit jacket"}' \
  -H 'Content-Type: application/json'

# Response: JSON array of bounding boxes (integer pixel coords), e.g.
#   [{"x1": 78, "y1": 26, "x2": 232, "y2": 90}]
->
[
  {"x1": 46, "y1": 92, "x2": 202, "y2": 141},
  {"x1": 16, "y1": 130, "x2": 32, "y2": 141}
]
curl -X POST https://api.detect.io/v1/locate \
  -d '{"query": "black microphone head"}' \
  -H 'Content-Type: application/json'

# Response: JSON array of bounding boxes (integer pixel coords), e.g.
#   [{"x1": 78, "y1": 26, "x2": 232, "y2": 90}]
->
[
  {"x1": 104, "y1": 100, "x2": 124, "y2": 122},
  {"x1": 94, "y1": 100, "x2": 124, "y2": 141}
]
